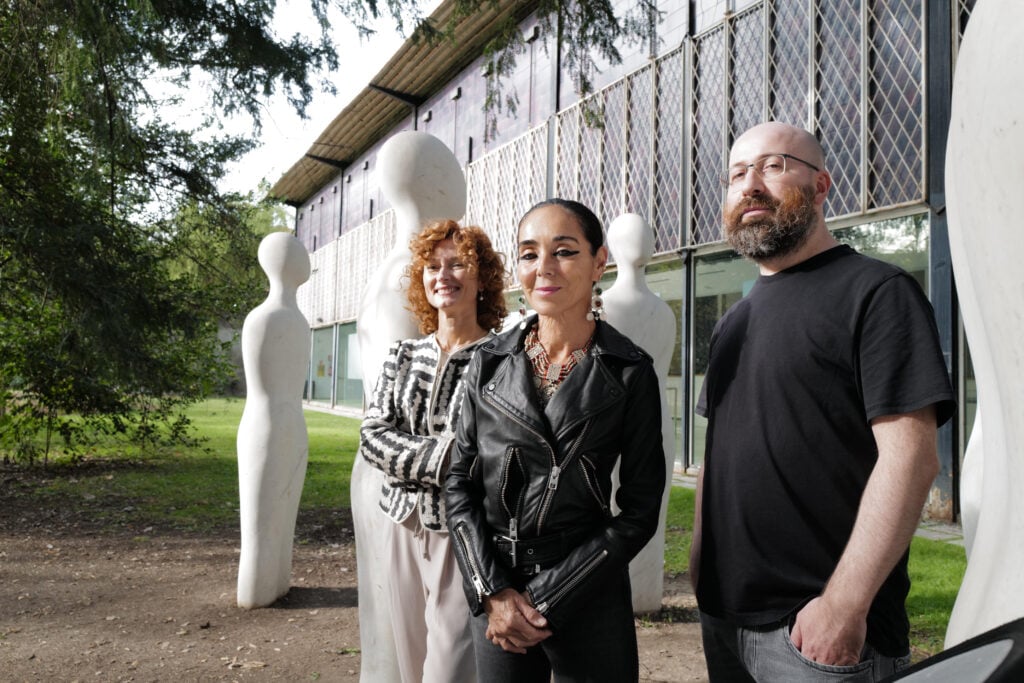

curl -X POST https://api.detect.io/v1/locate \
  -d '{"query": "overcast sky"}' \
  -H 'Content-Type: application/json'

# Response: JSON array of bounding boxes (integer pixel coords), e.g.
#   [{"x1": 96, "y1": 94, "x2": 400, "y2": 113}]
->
[{"x1": 218, "y1": 2, "x2": 436, "y2": 196}]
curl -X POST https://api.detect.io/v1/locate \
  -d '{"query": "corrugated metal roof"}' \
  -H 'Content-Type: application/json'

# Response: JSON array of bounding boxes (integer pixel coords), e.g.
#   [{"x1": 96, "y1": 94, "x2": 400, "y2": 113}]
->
[{"x1": 269, "y1": 0, "x2": 538, "y2": 205}]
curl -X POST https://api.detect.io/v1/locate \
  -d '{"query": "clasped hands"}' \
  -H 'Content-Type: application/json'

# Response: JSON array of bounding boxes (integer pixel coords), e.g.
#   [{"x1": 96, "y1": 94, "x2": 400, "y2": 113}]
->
[{"x1": 483, "y1": 588, "x2": 552, "y2": 654}]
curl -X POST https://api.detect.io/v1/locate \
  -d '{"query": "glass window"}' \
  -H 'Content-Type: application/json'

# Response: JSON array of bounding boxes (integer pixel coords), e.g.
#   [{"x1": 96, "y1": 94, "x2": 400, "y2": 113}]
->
[
  {"x1": 834, "y1": 213, "x2": 929, "y2": 290},
  {"x1": 690, "y1": 251, "x2": 759, "y2": 469},
  {"x1": 643, "y1": 262, "x2": 685, "y2": 468},
  {"x1": 310, "y1": 327, "x2": 334, "y2": 404},
  {"x1": 333, "y1": 322, "x2": 364, "y2": 409},
  {"x1": 688, "y1": 213, "x2": 933, "y2": 470},
  {"x1": 602, "y1": 264, "x2": 687, "y2": 468}
]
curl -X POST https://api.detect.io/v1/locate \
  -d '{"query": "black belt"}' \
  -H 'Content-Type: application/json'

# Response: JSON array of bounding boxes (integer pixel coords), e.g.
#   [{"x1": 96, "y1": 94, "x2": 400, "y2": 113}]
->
[{"x1": 492, "y1": 526, "x2": 595, "y2": 570}]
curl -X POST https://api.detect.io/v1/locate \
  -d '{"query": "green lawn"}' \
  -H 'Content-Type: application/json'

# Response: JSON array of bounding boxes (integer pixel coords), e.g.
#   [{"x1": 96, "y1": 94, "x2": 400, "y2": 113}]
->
[
  {"x1": 19, "y1": 398, "x2": 965, "y2": 658},
  {"x1": 30, "y1": 398, "x2": 359, "y2": 531},
  {"x1": 906, "y1": 535, "x2": 968, "y2": 657}
]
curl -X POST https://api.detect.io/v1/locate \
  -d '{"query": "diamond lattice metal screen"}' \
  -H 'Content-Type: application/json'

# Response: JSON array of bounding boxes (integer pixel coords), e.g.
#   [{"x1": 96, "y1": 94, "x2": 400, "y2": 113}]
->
[
  {"x1": 815, "y1": 0, "x2": 864, "y2": 218},
  {"x1": 316, "y1": 239, "x2": 339, "y2": 324},
  {"x1": 691, "y1": 24, "x2": 728, "y2": 245},
  {"x1": 295, "y1": 0, "x2": 941, "y2": 341},
  {"x1": 553, "y1": 64, "x2": 683, "y2": 257},
  {"x1": 624, "y1": 66, "x2": 654, "y2": 219},
  {"x1": 299, "y1": 239, "x2": 338, "y2": 327},
  {"x1": 953, "y1": 0, "x2": 977, "y2": 61},
  {"x1": 684, "y1": 0, "x2": 927, "y2": 242},
  {"x1": 296, "y1": 259, "x2": 314, "y2": 325},
  {"x1": 768, "y1": 1, "x2": 811, "y2": 127},
  {"x1": 465, "y1": 125, "x2": 549, "y2": 285},
  {"x1": 558, "y1": 57, "x2": 691, "y2": 256},
  {"x1": 652, "y1": 47, "x2": 686, "y2": 254},
  {"x1": 298, "y1": 210, "x2": 396, "y2": 325},
  {"x1": 868, "y1": 0, "x2": 924, "y2": 209},
  {"x1": 600, "y1": 81, "x2": 627, "y2": 221},
  {"x1": 571, "y1": 100, "x2": 607, "y2": 221},
  {"x1": 307, "y1": 0, "x2": 933, "y2": 316},
  {"x1": 729, "y1": 6, "x2": 767, "y2": 140},
  {"x1": 554, "y1": 105, "x2": 594, "y2": 222},
  {"x1": 336, "y1": 211, "x2": 397, "y2": 322}
]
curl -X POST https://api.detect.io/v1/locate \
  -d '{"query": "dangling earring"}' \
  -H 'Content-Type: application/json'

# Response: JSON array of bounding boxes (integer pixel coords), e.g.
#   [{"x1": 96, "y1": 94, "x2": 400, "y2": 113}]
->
[
  {"x1": 587, "y1": 284, "x2": 604, "y2": 322},
  {"x1": 518, "y1": 295, "x2": 528, "y2": 330},
  {"x1": 478, "y1": 292, "x2": 484, "y2": 301}
]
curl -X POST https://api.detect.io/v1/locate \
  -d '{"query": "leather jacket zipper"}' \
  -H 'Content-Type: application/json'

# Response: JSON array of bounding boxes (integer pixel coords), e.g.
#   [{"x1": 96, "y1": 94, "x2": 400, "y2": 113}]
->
[
  {"x1": 533, "y1": 548, "x2": 608, "y2": 614},
  {"x1": 579, "y1": 455, "x2": 609, "y2": 515},
  {"x1": 480, "y1": 387, "x2": 591, "y2": 534},
  {"x1": 535, "y1": 419, "x2": 592, "y2": 535},
  {"x1": 454, "y1": 522, "x2": 490, "y2": 602},
  {"x1": 508, "y1": 517, "x2": 518, "y2": 566},
  {"x1": 498, "y1": 447, "x2": 525, "y2": 566},
  {"x1": 482, "y1": 388, "x2": 557, "y2": 524},
  {"x1": 498, "y1": 447, "x2": 522, "y2": 519}
]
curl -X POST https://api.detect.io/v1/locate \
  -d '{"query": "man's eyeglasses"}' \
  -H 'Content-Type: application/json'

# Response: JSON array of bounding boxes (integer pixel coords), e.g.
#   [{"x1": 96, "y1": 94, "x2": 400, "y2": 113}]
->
[{"x1": 720, "y1": 153, "x2": 820, "y2": 189}]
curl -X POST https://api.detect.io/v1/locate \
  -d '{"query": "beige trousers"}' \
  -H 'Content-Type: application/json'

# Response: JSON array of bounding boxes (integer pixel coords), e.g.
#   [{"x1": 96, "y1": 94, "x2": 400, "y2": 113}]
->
[{"x1": 387, "y1": 509, "x2": 476, "y2": 683}]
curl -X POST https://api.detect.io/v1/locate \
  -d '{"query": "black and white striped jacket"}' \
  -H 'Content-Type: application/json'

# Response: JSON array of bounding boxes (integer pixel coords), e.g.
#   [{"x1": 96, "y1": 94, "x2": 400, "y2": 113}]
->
[{"x1": 359, "y1": 334, "x2": 489, "y2": 531}]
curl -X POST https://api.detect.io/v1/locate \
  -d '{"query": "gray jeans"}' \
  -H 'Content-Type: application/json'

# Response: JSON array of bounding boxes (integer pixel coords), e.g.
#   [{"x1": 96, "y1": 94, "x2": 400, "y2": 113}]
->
[{"x1": 700, "y1": 610, "x2": 912, "y2": 682}]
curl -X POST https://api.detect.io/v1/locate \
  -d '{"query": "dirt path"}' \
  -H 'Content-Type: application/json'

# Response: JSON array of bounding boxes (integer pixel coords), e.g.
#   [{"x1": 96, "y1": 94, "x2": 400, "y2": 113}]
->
[{"x1": 1, "y1": 487, "x2": 706, "y2": 681}]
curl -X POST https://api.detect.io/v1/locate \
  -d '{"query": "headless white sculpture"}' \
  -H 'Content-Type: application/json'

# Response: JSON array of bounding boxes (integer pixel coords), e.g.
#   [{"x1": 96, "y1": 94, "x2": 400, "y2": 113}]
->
[
  {"x1": 944, "y1": 0, "x2": 1024, "y2": 646},
  {"x1": 353, "y1": 131, "x2": 466, "y2": 682},
  {"x1": 237, "y1": 232, "x2": 312, "y2": 609},
  {"x1": 602, "y1": 213, "x2": 677, "y2": 613},
  {"x1": 959, "y1": 404, "x2": 982, "y2": 558}
]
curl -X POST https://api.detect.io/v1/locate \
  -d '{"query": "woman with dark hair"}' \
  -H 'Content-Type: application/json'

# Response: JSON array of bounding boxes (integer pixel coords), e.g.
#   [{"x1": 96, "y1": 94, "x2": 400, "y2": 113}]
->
[
  {"x1": 446, "y1": 198, "x2": 666, "y2": 681},
  {"x1": 360, "y1": 219, "x2": 506, "y2": 683}
]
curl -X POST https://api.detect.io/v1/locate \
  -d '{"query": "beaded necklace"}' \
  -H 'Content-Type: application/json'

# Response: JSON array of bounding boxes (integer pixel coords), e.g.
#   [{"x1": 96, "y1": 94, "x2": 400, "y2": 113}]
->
[{"x1": 524, "y1": 324, "x2": 593, "y2": 405}]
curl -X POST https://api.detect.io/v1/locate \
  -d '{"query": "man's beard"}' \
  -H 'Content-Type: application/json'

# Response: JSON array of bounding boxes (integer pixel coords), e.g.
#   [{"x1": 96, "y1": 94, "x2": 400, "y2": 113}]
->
[{"x1": 723, "y1": 184, "x2": 817, "y2": 261}]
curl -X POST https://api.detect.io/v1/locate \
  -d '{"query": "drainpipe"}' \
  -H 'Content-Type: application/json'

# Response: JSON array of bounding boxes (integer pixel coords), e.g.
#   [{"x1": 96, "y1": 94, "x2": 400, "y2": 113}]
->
[{"x1": 546, "y1": 6, "x2": 565, "y2": 199}]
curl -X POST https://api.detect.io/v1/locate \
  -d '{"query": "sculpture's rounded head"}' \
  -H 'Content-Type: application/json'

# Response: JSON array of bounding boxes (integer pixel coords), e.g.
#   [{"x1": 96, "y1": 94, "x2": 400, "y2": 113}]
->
[
  {"x1": 378, "y1": 131, "x2": 466, "y2": 225},
  {"x1": 258, "y1": 231, "x2": 311, "y2": 290},
  {"x1": 607, "y1": 213, "x2": 655, "y2": 268}
]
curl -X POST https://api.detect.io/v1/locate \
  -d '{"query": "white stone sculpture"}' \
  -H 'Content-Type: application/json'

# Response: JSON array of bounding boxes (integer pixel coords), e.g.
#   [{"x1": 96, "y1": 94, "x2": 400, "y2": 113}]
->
[
  {"x1": 959, "y1": 405, "x2": 982, "y2": 559},
  {"x1": 944, "y1": 0, "x2": 1024, "y2": 647},
  {"x1": 353, "y1": 131, "x2": 466, "y2": 682},
  {"x1": 602, "y1": 213, "x2": 677, "y2": 613},
  {"x1": 237, "y1": 231, "x2": 312, "y2": 609}
]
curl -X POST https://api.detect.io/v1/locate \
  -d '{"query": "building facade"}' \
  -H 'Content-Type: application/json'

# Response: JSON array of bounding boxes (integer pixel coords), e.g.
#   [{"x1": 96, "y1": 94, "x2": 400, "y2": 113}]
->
[{"x1": 270, "y1": 0, "x2": 979, "y2": 521}]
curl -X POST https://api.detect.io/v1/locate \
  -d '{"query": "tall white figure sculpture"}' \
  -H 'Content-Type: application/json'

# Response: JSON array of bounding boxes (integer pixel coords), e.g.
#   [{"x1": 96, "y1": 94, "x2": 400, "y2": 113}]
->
[
  {"x1": 944, "y1": 0, "x2": 1024, "y2": 646},
  {"x1": 959, "y1": 404, "x2": 982, "y2": 558},
  {"x1": 353, "y1": 131, "x2": 466, "y2": 682},
  {"x1": 237, "y1": 231, "x2": 312, "y2": 609},
  {"x1": 603, "y1": 213, "x2": 677, "y2": 613}
]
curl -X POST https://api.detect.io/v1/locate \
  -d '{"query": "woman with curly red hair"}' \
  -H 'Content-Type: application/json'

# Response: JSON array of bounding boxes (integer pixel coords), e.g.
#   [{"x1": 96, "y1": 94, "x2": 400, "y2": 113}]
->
[{"x1": 359, "y1": 219, "x2": 507, "y2": 682}]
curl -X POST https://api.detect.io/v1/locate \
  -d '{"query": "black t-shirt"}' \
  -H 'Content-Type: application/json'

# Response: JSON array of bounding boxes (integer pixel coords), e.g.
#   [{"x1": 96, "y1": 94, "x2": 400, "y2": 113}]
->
[{"x1": 696, "y1": 245, "x2": 955, "y2": 656}]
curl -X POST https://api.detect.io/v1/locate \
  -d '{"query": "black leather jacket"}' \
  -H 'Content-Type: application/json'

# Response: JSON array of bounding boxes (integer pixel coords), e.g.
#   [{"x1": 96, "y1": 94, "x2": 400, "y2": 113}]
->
[{"x1": 445, "y1": 318, "x2": 666, "y2": 629}]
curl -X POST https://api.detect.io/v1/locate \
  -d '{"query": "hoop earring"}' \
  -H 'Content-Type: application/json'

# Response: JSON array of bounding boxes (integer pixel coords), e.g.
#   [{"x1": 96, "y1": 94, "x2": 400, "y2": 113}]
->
[
  {"x1": 518, "y1": 296, "x2": 528, "y2": 330},
  {"x1": 587, "y1": 284, "x2": 604, "y2": 322}
]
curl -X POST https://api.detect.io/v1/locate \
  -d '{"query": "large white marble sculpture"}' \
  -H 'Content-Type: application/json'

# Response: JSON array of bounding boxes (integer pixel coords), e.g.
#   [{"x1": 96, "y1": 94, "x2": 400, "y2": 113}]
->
[
  {"x1": 353, "y1": 131, "x2": 466, "y2": 682},
  {"x1": 959, "y1": 405, "x2": 983, "y2": 559},
  {"x1": 603, "y1": 213, "x2": 677, "y2": 613},
  {"x1": 944, "y1": 0, "x2": 1024, "y2": 647},
  {"x1": 237, "y1": 232, "x2": 312, "y2": 609}
]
